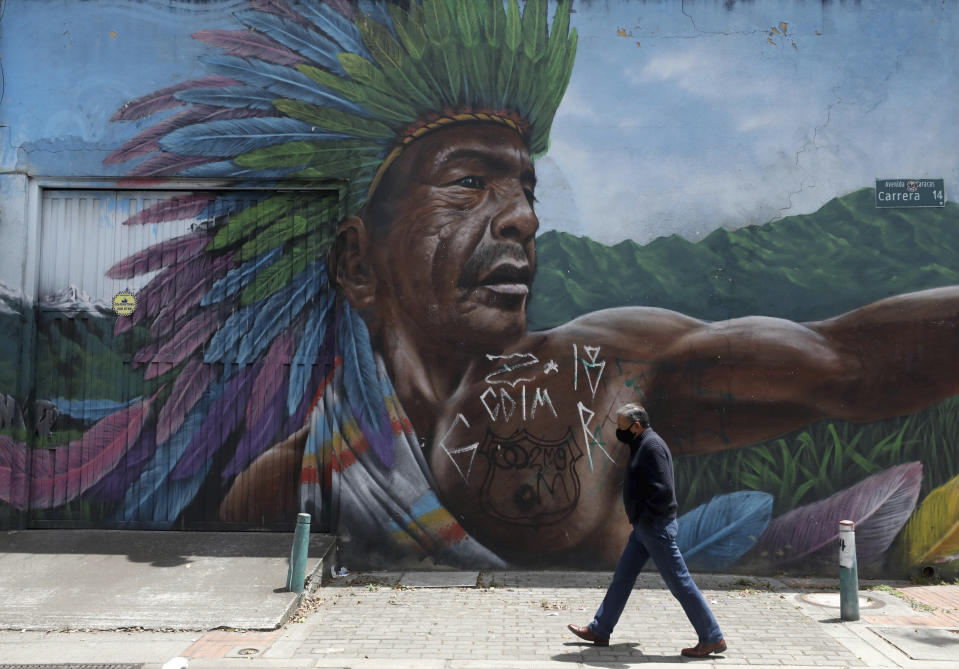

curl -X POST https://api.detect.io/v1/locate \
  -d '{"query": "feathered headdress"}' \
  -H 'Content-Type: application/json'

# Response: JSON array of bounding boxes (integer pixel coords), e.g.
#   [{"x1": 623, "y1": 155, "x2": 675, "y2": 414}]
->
[
  {"x1": 2, "y1": 0, "x2": 576, "y2": 566},
  {"x1": 109, "y1": 0, "x2": 577, "y2": 214}
]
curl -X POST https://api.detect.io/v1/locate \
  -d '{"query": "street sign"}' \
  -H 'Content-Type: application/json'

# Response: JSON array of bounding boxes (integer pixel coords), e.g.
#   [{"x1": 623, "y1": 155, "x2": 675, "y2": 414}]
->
[{"x1": 875, "y1": 179, "x2": 945, "y2": 208}]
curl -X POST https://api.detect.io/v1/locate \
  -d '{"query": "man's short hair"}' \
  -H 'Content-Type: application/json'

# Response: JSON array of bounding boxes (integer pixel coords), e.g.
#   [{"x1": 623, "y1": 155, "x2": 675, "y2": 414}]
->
[{"x1": 619, "y1": 403, "x2": 650, "y2": 428}]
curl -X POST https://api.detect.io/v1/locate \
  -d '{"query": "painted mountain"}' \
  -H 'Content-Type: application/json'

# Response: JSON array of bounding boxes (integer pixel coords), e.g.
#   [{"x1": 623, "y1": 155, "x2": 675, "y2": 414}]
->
[
  {"x1": 0, "y1": 281, "x2": 27, "y2": 392},
  {"x1": 529, "y1": 187, "x2": 959, "y2": 330},
  {"x1": 0, "y1": 281, "x2": 153, "y2": 430}
]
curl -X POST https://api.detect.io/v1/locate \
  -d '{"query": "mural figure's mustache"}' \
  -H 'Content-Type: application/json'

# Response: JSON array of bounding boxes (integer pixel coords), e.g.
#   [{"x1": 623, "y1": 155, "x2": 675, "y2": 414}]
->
[{"x1": 458, "y1": 242, "x2": 533, "y2": 287}]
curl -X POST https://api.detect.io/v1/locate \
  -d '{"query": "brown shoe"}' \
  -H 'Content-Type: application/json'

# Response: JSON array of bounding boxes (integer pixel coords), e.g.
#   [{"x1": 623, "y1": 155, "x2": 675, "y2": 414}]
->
[
  {"x1": 567, "y1": 623, "x2": 609, "y2": 646},
  {"x1": 681, "y1": 639, "x2": 727, "y2": 657}
]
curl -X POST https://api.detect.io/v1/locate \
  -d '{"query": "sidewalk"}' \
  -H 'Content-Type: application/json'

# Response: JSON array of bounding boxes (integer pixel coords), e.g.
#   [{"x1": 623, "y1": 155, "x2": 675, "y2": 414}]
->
[{"x1": 1, "y1": 567, "x2": 957, "y2": 668}]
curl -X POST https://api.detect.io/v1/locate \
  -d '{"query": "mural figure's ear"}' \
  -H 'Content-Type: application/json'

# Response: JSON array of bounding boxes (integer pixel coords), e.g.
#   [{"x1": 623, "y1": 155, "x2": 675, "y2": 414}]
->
[{"x1": 330, "y1": 216, "x2": 376, "y2": 308}]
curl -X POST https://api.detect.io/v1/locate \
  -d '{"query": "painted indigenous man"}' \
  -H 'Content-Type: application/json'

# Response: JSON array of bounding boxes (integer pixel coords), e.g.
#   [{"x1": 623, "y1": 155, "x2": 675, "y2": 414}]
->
[{"x1": 216, "y1": 1, "x2": 959, "y2": 568}]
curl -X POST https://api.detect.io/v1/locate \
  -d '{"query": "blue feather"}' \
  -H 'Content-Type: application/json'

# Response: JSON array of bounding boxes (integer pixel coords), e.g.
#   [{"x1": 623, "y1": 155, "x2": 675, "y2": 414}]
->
[
  {"x1": 235, "y1": 12, "x2": 349, "y2": 77},
  {"x1": 675, "y1": 491, "x2": 774, "y2": 571},
  {"x1": 338, "y1": 301, "x2": 393, "y2": 468},
  {"x1": 297, "y1": 2, "x2": 373, "y2": 60},
  {"x1": 52, "y1": 397, "x2": 140, "y2": 424},
  {"x1": 202, "y1": 247, "x2": 283, "y2": 306},
  {"x1": 195, "y1": 192, "x2": 272, "y2": 222},
  {"x1": 357, "y1": 0, "x2": 397, "y2": 37},
  {"x1": 180, "y1": 161, "x2": 297, "y2": 179},
  {"x1": 198, "y1": 54, "x2": 363, "y2": 114},
  {"x1": 159, "y1": 117, "x2": 347, "y2": 158},
  {"x1": 117, "y1": 381, "x2": 223, "y2": 525},
  {"x1": 204, "y1": 304, "x2": 258, "y2": 364},
  {"x1": 235, "y1": 260, "x2": 325, "y2": 364},
  {"x1": 174, "y1": 86, "x2": 278, "y2": 109},
  {"x1": 287, "y1": 292, "x2": 335, "y2": 415}
]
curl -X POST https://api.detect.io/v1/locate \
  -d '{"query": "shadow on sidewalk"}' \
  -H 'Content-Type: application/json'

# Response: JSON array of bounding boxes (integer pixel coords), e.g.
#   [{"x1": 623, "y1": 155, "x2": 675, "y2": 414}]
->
[{"x1": 552, "y1": 641, "x2": 690, "y2": 666}]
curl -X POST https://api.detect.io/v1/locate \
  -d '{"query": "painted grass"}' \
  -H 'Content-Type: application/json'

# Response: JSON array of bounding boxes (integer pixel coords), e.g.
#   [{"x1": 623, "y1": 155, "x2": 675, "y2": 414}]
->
[{"x1": 675, "y1": 395, "x2": 959, "y2": 517}]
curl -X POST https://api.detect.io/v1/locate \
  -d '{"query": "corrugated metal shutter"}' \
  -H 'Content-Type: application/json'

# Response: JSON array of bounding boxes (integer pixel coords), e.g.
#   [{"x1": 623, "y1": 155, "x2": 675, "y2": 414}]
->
[{"x1": 26, "y1": 189, "x2": 334, "y2": 530}]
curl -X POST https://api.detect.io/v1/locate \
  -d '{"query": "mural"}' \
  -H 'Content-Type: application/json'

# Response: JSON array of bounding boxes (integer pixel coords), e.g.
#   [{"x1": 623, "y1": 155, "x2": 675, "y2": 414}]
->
[{"x1": 1, "y1": 0, "x2": 958, "y2": 577}]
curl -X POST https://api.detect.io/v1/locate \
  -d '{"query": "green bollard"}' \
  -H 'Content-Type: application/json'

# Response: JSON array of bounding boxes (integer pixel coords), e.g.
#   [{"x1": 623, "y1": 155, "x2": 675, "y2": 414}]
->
[
  {"x1": 839, "y1": 520, "x2": 860, "y2": 621},
  {"x1": 286, "y1": 513, "x2": 311, "y2": 593}
]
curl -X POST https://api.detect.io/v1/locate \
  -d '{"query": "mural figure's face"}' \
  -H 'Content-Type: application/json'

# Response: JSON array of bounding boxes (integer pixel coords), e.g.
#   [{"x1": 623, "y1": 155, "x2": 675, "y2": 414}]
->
[{"x1": 368, "y1": 122, "x2": 539, "y2": 354}]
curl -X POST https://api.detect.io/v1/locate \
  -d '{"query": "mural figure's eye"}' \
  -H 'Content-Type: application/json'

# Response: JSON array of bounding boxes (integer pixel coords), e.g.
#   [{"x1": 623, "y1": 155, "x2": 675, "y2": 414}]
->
[{"x1": 455, "y1": 176, "x2": 485, "y2": 189}]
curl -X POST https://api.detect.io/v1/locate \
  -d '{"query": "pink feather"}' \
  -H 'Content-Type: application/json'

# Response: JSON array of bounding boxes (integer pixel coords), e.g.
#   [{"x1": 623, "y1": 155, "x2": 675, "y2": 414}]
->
[
  {"x1": 133, "y1": 341, "x2": 164, "y2": 368},
  {"x1": 192, "y1": 29, "x2": 308, "y2": 66},
  {"x1": 144, "y1": 310, "x2": 220, "y2": 379},
  {"x1": 170, "y1": 254, "x2": 234, "y2": 323},
  {"x1": 132, "y1": 254, "x2": 210, "y2": 329},
  {"x1": 247, "y1": 0, "x2": 310, "y2": 25},
  {"x1": 115, "y1": 263, "x2": 188, "y2": 336},
  {"x1": 247, "y1": 331, "x2": 294, "y2": 429},
  {"x1": 24, "y1": 393, "x2": 157, "y2": 510},
  {"x1": 106, "y1": 232, "x2": 208, "y2": 279},
  {"x1": 0, "y1": 436, "x2": 29, "y2": 509},
  {"x1": 148, "y1": 253, "x2": 233, "y2": 342},
  {"x1": 327, "y1": 0, "x2": 354, "y2": 18},
  {"x1": 110, "y1": 77, "x2": 239, "y2": 121},
  {"x1": 127, "y1": 153, "x2": 220, "y2": 178},
  {"x1": 759, "y1": 462, "x2": 923, "y2": 564},
  {"x1": 106, "y1": 108, "x2": 215, "y2": 165},
  {"x1": 119, "y1": 192, "x2": 216, "y2": 226},
  {"x1": 156, "y1": 355, "x2": 217, "y2": 444},
  {"x1": 114, "y1": 314, "x2": 134, "y2": 336}
]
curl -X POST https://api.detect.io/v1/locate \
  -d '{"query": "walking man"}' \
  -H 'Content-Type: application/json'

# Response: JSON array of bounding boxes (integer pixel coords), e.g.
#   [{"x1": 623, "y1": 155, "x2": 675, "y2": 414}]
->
[{"x1": 568, "y1": 403, "x2": 726, "y2": 657}]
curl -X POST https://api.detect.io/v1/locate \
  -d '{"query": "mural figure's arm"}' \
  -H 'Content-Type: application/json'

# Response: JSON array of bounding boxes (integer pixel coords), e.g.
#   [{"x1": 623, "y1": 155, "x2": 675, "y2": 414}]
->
[{"x1": 589, "y1": 286, "x2": 959, "y2": 455}]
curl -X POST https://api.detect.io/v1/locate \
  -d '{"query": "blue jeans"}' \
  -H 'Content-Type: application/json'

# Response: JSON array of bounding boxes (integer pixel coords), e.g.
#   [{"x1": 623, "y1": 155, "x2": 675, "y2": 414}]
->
[{"x1": 590, "y1": 517, "x2": 723, "y2": 643}]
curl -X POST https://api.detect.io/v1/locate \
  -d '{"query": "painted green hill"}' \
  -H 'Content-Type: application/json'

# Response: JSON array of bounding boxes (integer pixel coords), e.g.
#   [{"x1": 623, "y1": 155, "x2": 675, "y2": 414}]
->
[{"x1": 529, "y1": 188, "x2": 959, "y2": 330}]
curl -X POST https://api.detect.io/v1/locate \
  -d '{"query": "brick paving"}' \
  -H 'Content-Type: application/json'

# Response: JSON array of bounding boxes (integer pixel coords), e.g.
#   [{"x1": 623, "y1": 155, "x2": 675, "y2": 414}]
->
[
  {"x1": 182, "y1": 629, "x2": 280, "y2": 659},
  {"x1": 862, "y1": 584, "x2": 959, "y2": 628},
  {"x1": 285, "y1": 572, "x2": 867, "y2": 666}
]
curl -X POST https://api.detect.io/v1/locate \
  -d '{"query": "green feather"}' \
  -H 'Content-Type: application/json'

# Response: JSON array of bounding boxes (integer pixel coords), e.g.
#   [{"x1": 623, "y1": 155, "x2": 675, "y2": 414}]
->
[
  {"x1": 455, "y1": 0, "x2": 486, "y2": 103},
  {"x1": 287, "y1": 153, "x2": 383, "y2": 180},
  {"x1": 207, "y1": 195, "x2": 304, "y2": 251},
  {"x1": 549, "y1": 0, "x2": 571, "y2": 59},
  {"x1": 274, "y1": 99, "x2": 396, "y2": 139},
  {"x1": 521, "y1": 0, "x2": 547, "y2": 63},
  {"x1": 240, "y1": 236, "x2": 327, "y2": 306},
  {"x1": 530, "y1": 7, "x2": 574, "y2": 125},
  {"x1": 423, "y1": 0, "x2": 452, "y2": 46},
  {"x1": 356, "y1": 14, "x2": 406, "y2": 72},
  {"x1": 455, "y1": 0, "x2": 481, "y2": 48},
  {"x1": 237, "y1": 208, "x2": 336, "y2": 263},
  {"x1": 339, "y1": 53, "x2": 394, "y2": 95},
  {"x1": 364, "y1": 22, "x2": 444, "y2": 112},
  {"x1": 389, "y1": 2, "x2": 428, "y2": 60},
  {"x1": 297, "y1": 64, "x2": 418, "y2": 124},
  {"x1": 236, "y1": 139, "x2": 383, "y2": 170},
  {"x1": 514, "y1": 50, "x2": 536, "y2": 116},
  {"x1": 504, "y1": 0, "x2": 522, "y2": 52},
  {"x1": 422, "y1": 0, "x2": 459, "y2": 103},
  {"x1": 423, "y1": 43, "x2": 461, "y2": 107},
  {"x1": 533, "y1": 30, "x2": 577, "y2": 156},
  {"x1": 484, "y1": 0, "x2": 505, "y2": 49},
  {"x1": 296, "y1": 64, "x2": 358, "y2": 98},
  {"x1": 235, "y1": 140, "x2": 318, "y2": 169}
]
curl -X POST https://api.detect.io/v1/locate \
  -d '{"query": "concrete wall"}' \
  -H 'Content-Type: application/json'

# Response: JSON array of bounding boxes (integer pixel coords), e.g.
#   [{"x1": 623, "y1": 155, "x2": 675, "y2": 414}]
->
[{"x1": 1, "y1": 0, "x2": 957, "y2": 578}]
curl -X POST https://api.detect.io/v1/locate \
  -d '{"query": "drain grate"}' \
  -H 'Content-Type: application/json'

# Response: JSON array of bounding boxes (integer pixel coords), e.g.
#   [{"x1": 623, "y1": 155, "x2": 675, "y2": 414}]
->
[{"x1": 0, "y1": 665, "x2": 142, "y2": 669}]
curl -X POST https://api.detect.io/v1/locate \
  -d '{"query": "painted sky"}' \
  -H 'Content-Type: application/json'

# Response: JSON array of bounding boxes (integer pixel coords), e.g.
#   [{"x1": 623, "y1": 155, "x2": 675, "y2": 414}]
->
[{"x1": 2, "y1": 0, "x2": 957, "y2": 247}]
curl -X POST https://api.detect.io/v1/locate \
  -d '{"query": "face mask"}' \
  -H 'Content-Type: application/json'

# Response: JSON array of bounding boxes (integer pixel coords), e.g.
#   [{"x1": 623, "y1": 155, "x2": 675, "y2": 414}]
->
[{"x1": 616, "y1": 428, "x2": 636, "y2": 444}]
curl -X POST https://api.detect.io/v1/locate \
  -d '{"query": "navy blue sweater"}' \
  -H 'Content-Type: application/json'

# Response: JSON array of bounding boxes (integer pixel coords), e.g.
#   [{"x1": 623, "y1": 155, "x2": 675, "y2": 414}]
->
[{"x1": 622, "y1": 428, "x2": 678, "y2": 525}]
